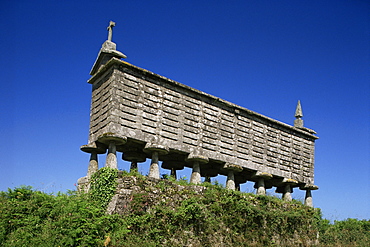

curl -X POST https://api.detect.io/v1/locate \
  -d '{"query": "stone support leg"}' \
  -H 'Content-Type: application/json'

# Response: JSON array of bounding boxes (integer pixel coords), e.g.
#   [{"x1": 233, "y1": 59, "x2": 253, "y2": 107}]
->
[
  {"x1": 148, "y1": 151, "x2": 160, "y2": 179},
  {"x1": 252, "y1": 171, "x2": 273, "y2": 195},
  {"x1": 87, "y1": 152, "x2": 98, "y2": 179},
  {"x1": 122, "y1": 149, "x2": 146, "y2": 173},
  {"x1": 223, "y1": 163, "x2": 243, "y2": 190},
  {"x1": 282, "y1": 184, "x2": 292, "y2": 201},
  {"x1": 144, "y1": 143, "x2": 169, "y2": 179},
  {"x1": 170, "y1": 167, "x2": 177, "y2": 179},
  {"x1": 98, "y1": 135, "x2": 126, "y2": 170},
  {"x1": 161, "y1": 161, "x2": 184, "y2": 180},
  {"x1": 304, "y1": 189, "x2": 313, "y2": 207},
  {"x1": 105, "y1": 141, "x2": 117, "y2": 169},
  {"x1": 235, "y1": 182, "x2": 241, "y2": 191},
  {"x1": 226, "y1": 170, "x2": 236, "y2": 190},
  {"x1": 256, "y1": 178, "x2": 266, "y2": 195},
  {"x1": 80, "y1": 142, "x2": 106, "y2": 182},
  {"x1": 130, "y1": 161, "x2": 138, "y2": 172},
  {"x1": 190, "y1": 161, "x2": 201, "y2": 184},
  {"x1": 300, "y1": 184, "x2": 318, "y2": 207},
  {"x1": 186, "y1": 153, "x2": 208, "y2": 185}
]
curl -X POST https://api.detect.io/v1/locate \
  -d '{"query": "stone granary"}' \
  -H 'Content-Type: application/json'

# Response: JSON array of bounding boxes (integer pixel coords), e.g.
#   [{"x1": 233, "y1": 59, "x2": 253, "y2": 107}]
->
[{"x1": 78, "y1": 22, "x2": 319, "y2": 207}]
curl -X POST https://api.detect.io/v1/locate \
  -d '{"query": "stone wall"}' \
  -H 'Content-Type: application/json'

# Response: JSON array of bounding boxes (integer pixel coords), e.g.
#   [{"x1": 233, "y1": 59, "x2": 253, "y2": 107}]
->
[{"x1": 86, "y1": 58, "x2": 318, "y2": 187}]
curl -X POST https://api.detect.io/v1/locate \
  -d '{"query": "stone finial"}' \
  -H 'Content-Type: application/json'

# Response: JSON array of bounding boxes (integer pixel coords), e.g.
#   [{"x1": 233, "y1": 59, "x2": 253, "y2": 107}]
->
[
  {"x1": 294, "y1": 100, "x2": 304, "y2": 128},
  {"x1": 107, "y1": 21, "x2": 115, "y2": 42},
  {"x1": 295, "y1": 100, "x2": 303, "y2": 118},
  {"x1": 90, "y1": 21, "x2": 127, "y2": 76}
]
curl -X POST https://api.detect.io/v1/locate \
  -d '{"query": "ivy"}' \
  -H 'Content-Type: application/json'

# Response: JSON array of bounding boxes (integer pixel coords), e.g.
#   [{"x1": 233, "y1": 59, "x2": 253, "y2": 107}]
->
[{"x1": 89, "y1": 167, "x2": 118, "y2": 209}]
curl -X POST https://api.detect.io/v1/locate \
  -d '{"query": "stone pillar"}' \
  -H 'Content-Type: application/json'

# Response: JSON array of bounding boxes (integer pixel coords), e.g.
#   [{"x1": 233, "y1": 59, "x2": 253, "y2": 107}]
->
[
  {"x1": 235, "y1": 182, "x2": 241, "y2": 191},
  {"x1": 79, "y1": 142, "x2": 106, "y2": 192},
  {"x1": 149, "y1": 151, "x2": 160, "y2": 179},
  {"x1": 106, "y1": 141, "x2": 117, "y2": 169},
  {"x1": 201, "y1": 167, "x2": 218, "y2": 185},
  {"x1": 87, "y1": 152, "x2": 99, "y2": 179},
  {"x1": 191, "y1": 161, "x2": 201, "y2": 184},
  {"x1": 252, "y1": 171, "x2": 273, "y2": 195},
  {"x1": 256, "y1": 178, "x2": 265, "y2": 195},
  {"x1": 170, "y1": 167, "x2": 177, "y2": 179},
  {"x1": 186, "y1": 153, "x2": 209, "y2": 185},
  {"x1": 97, "y1": 134, "x2": 127, "y2": 170},
  {"x1": 226, "y1": 170, "x2": 235, "y2": 190},
  {"x1": 282, "y1": 183, "x2": 292, "y2": 201},
  {"x1": 161, "y1": 161, "x2": 185, "y2": 180},
  {"x1": 122, "y1": 148, "x2": 147, "y2": 172},
  {"x1": 130, "y1": 161, "x2": 138, "y2": 171},
  {"x1": 305, "y1": 189, "x2": 313, "y2": 206},
  {"x1": 300, "y1": 184, "x2": 319, "y2": 207},
  {"x1": 223, "y1": 163, "x2": 243, "y2": 190},
  {"x1": 276, "y1": 178, "x2": 298, "y2": 202},
  {"x1": 143, "y1": 143, "x2": 169, "y2": 179},
  {"x1": 81, "y1": 142, "x2": 106, "y2": 177}
]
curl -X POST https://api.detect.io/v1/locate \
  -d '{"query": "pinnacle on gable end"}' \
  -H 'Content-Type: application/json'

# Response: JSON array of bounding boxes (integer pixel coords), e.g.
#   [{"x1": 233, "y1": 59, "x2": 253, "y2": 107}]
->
[
  {"x1": 295, "y1": 100, "x2": 303, "y2": 118},
  {"x1": 294, "y1": 100, "x2": 304, "y2": 128}
]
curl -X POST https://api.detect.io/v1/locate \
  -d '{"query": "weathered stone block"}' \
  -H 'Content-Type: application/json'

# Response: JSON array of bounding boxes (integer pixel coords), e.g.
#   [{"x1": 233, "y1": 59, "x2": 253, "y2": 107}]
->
[{"x1": 84, "y1": 57, "x2": 318, "y2": 188}]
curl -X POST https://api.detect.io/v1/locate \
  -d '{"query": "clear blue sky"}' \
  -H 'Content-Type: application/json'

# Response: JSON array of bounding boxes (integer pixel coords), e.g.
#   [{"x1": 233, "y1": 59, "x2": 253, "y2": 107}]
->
[{"x1": 1, "y1": 1, "x2": 369, "y2": 221}]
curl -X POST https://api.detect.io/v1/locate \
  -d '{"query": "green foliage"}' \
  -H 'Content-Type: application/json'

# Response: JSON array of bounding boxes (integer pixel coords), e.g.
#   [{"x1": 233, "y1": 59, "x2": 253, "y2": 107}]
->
[
  {"x1": 108, "y1": 178, "x2": 322, "y2": 246},
  {"x1": 1, "y1": 176, "x2": 369, "y2": 246},
  {"x1": 0, "y1": 186, "x2": 127, "y2": 246},
  {"x1": 319, "y1": 218, "x2": 370, "y2": 246},
  {"x1": 89, "y1": 167, "x2": 118, "y2": 209},
  {"x1": 176, "y1": 176, "x2": 189, "y2": 186},
  {"x1": 2, "y1": 185, "x2": 34, "y2": 200},
  {"x1": 120, "y1": 169, "x2": 144, "y2": 178}
]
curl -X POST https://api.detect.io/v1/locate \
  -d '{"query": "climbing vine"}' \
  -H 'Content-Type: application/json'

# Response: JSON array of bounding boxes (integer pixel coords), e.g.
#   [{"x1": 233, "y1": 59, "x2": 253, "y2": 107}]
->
[{"x1": 89, "y1": 167, "x2": 118, "y2": 209}]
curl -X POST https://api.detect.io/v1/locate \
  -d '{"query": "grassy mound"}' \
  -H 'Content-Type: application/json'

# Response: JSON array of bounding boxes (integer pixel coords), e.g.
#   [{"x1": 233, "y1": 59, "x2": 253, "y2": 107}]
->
[{"x1": 0, "y1": 169, "x2": 368, "y2": 246}]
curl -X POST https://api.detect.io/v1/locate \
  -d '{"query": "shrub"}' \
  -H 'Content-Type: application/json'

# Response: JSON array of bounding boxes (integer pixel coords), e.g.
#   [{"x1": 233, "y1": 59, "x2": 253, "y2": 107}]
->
[
  {"x1": 319, "y1": 218, "x2": 370, "y2": 246},
  {"x1": 0, "y1": 186, "x2": 127, "y2": 246},
  {"x1": 1, "y1": 174, "x2": 368, "y2": 246}
]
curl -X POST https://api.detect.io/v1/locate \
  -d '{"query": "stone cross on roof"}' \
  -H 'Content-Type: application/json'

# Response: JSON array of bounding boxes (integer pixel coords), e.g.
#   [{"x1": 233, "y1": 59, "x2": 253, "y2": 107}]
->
[
  {"x1": 90, "y1": 21, "x2": 127, "y2": 76},
  {"x1": 107, "y1": 21, "x2": 116, "y2": 42}
]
